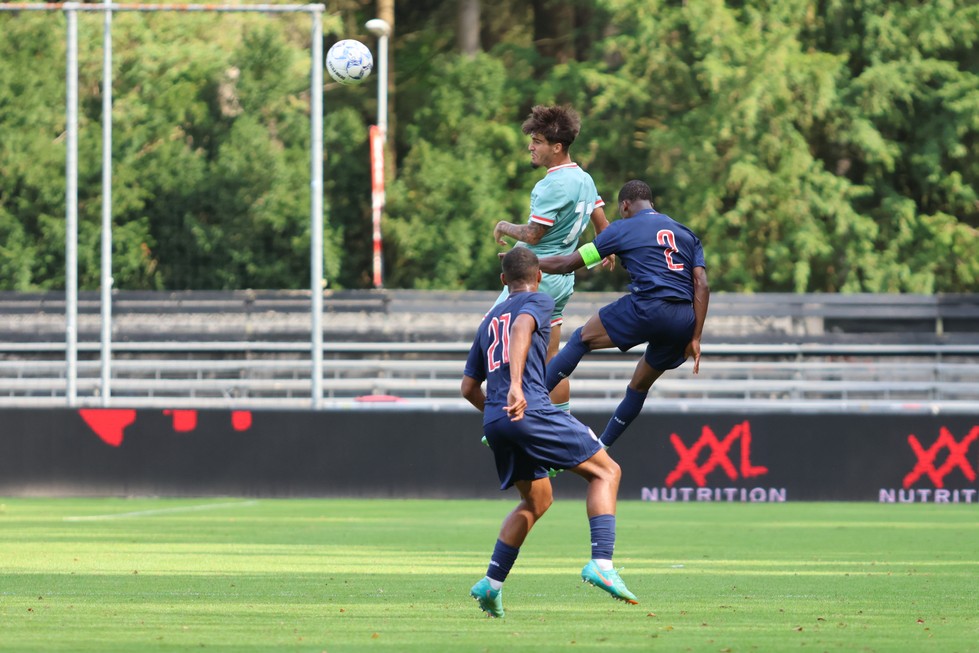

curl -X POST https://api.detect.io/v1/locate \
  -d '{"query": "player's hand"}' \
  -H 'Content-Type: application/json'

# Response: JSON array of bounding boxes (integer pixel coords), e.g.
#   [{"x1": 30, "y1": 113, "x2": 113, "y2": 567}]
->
[
  {"x1": 685, "y1": 338, "x2": 702, "y2": 374},
  {"x1": 601, "y1": 254, "x2": 616, "y2": 271},
  {"x1": 504, "y1": 389, "x2": 527, "y2": 421},
  {"x1": 493, "y1": 221, "x2": 510, "y2": 246}
]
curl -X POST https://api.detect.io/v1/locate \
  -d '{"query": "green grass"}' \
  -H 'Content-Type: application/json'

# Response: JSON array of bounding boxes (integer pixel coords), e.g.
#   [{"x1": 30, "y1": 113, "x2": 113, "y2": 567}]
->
[{"x1": 0, "y1": 498, "x2": 976, "y2": 652}]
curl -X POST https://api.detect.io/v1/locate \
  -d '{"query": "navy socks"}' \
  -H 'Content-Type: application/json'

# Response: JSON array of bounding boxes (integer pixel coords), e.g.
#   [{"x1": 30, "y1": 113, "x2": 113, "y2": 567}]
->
[
  {"x1": 486, "y1": 539, "x2": 520, "y2": 583},
  {"x1": 588, "y1": 514, "x2": 616, "y2": 561},
  {"x1": 600, "y1": 386, "x2": 648, "y2": 448},
  {"x1": 546, "y1": 327, "x2": 589, "y2": 391}
]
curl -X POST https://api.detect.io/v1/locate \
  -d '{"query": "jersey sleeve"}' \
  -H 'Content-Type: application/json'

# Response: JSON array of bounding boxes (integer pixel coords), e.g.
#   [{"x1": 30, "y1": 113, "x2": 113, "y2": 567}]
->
[
  {"x1": 592, "y1": 179, "x2": 605, "y2": 210},
  {"x1": 591, "y1": 219, "x2": 624, "y2": 259},
  {"x1": 692, "y1": 234, "x2": 706, "y2": 269}
]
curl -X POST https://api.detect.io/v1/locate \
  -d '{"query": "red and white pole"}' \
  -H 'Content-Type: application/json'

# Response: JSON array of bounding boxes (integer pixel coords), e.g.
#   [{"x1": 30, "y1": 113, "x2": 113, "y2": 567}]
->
[{"x1": 369, "y1": 124, "x2": 385, "y2": 288}]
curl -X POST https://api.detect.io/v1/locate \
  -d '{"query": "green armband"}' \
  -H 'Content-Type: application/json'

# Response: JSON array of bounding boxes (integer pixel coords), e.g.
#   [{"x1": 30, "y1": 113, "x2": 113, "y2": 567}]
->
[{"x1": 578, "y1": 242, "x2": 602, "y2": 269}]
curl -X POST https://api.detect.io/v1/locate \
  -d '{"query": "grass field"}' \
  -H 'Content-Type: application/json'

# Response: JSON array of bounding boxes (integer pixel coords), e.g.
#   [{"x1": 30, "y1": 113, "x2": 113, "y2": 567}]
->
[{"x1": 0, "y1": 498, "x2": 976, "y2": 652}]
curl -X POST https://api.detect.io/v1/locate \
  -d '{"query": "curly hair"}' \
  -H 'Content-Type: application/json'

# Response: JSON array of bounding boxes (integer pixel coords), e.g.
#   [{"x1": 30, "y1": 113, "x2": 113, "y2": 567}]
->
[
  {"x1": 520, "y1": 105, "x2": 581, "y2": 150},
  {"x1": 617, "y1": 179, "x2": 653, "y2": 204}
]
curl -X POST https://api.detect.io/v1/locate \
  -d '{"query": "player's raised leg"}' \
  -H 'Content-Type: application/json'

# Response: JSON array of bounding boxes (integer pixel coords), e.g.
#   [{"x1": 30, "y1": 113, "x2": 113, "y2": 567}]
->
[
  {"x1": 600, "y1": 356, "x2": 664, "y2": 448},
  {"x1": 545, "y1": 314, "x2": 615, "y2": 392}
]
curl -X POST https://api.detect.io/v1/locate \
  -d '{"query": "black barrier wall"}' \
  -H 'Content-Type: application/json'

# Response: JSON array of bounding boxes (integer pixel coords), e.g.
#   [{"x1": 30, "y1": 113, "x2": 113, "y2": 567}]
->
[{"x1": 0, "y1": 408, "x2": 977, "y2": 502}]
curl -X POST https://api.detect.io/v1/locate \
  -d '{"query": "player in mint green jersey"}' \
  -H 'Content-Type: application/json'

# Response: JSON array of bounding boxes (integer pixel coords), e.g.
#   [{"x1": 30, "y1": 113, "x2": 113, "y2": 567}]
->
[{"x1": 492, "y1": 105, "x2": 613, "y2": 411}]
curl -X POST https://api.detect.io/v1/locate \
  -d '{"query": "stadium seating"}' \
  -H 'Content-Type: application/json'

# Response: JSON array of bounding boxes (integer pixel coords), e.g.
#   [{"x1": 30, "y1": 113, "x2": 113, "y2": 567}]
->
[{"x1": 1, "y1": 290, "x2": 977, "y2": 410}]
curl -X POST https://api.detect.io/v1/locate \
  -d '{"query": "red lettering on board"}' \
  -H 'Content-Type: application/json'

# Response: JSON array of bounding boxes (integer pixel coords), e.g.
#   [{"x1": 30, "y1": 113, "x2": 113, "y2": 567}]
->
[{"x1": 666, "y1": 421, "x2": 769, "y2": 487}]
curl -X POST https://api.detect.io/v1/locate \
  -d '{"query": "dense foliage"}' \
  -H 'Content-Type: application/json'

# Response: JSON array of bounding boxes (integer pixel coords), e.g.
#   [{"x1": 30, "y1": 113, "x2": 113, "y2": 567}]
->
[{"x1": 1, "y1": 0, "x2": 976, "y2": 293}]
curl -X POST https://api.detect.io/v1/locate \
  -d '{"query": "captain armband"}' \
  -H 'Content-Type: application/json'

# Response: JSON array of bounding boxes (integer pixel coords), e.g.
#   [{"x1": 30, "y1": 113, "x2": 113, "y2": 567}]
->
[{"x1": 578, "y1": 242, "x2": 603, "y2": 269}]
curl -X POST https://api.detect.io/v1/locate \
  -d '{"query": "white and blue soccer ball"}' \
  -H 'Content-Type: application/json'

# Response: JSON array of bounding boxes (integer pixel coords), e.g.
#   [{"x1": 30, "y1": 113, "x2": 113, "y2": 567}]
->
[{"x1": 326, "y1": 39, "x2": 373, "y2": 85}]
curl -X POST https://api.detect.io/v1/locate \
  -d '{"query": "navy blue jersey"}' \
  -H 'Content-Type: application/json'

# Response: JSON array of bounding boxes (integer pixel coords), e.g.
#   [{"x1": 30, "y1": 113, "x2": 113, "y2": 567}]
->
[
  {"x1": 593, "y1": 209, "x2": 705, "y2": 301},
  {"x1": 464, "y1": 291, "x2": 555, "y2": 424}
]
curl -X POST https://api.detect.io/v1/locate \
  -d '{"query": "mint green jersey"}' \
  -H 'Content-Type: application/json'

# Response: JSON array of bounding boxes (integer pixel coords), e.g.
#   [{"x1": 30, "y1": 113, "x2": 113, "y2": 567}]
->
[{"x1": 526, "y1": 163, "x2": 605, "y2": 258}]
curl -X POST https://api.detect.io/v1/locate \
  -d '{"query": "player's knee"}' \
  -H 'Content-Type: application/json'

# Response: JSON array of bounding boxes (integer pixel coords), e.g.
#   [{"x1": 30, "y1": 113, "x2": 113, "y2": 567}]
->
[
  {"x1": 601, "y1": 456, "x2": 622, "y2": 484},
  {"x1": 527, "y1": 493, "x2": 553, "y2": 518}
]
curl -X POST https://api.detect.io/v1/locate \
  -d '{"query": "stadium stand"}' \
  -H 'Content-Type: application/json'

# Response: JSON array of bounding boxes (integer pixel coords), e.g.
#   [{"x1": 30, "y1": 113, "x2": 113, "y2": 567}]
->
[{"x1": 1, "y1": 290, "x2": 977, "y2": 411}]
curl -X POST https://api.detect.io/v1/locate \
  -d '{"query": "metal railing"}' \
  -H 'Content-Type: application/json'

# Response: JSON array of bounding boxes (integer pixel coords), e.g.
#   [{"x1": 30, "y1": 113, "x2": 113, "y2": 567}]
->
[{"x1": 2, "y1": 340, "x2": 977, "y2": 413}]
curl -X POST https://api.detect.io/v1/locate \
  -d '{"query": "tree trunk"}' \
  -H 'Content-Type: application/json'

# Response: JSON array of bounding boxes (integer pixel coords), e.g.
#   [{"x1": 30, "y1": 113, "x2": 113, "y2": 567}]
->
[
  {"x1": 531, "y1": 0, "x2": 575, "y2": 63},
  {"x1": 457, "y1": 0, "x2": 481, "y2": 57}
]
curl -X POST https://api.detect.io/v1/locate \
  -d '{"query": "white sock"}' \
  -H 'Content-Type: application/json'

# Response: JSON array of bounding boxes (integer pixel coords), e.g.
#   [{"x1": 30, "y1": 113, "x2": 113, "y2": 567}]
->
[
  {"x1": 487, "y1": 577, "x2": 503, "y2": 590},
  {"x1": 594, "y1": 558, "x2": 613, "y2": 571}
]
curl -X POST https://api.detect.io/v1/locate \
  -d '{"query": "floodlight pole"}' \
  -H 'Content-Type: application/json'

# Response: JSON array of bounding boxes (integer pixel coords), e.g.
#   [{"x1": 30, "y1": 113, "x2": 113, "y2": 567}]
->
[
  {"x1": 100, "y1": 5, "x2": 114, "y2": 406},
  {"x1": 65, "y1": 2, "x2": 79, "y2": 406},
  {"x1": 310, "y1": 9, "x2": 325, "y2": 408}
]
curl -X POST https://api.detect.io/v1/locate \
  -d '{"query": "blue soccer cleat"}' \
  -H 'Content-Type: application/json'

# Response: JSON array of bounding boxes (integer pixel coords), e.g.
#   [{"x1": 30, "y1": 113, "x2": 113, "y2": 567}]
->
[
  {"x1": 470, "y1": 577, "x2": 504, "y2": 618},
  {"x1": 581, "y1": 560, "x2": 638, "y2": 604}
]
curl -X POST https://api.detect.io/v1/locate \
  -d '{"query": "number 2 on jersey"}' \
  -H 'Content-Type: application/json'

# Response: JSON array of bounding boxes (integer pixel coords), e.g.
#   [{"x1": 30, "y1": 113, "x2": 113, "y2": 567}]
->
[
  {"x1": 486, "y1": 313, "x2": 512, "y2": 371},
  {"x1": 657, "y1": 229, "x2": 684, "y2": 271}
]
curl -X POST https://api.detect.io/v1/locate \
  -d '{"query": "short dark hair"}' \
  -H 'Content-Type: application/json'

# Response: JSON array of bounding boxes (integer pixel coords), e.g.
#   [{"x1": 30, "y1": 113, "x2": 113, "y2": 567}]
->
[
  {"x1": 502, "y1": 247, "x2": 539, "y2": 285},
  {"x1": 521, "y1": 105, "x2": 581, "y2": 150},
  {"x1": 617, "y1": 179, "x2": 653, "y2": 204}
]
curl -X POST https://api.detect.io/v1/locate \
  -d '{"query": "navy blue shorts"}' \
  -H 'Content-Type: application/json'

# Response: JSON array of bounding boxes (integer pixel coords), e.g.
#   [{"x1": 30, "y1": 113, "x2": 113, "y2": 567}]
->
[
  {"x1": 598, "y1": 295, "x2": 696, "y2": 371},
  {"x1": 484, "y1": 407, "x2": 602, "y2": 490}
]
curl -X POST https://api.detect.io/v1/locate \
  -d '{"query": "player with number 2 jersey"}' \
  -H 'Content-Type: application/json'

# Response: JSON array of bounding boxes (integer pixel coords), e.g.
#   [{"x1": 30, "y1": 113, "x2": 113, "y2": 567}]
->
[{"x1": 537, "y1": 180, "x2": 710, "y2": 449}]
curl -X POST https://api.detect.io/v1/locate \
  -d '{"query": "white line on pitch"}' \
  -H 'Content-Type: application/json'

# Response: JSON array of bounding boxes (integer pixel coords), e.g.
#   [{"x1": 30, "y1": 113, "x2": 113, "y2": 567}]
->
[{"x1": 63, "y1": 500, "x2": 259, "y2": 521}]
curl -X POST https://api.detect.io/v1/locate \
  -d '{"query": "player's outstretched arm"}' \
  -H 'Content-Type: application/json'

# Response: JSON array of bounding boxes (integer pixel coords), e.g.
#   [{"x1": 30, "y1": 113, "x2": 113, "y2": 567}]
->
[
  {"x1": 538, "y1": 250, "x2": 585, "y2": 275},
  {"x1": 588, "y1": 206, "x2": 616, "y2": 271}
]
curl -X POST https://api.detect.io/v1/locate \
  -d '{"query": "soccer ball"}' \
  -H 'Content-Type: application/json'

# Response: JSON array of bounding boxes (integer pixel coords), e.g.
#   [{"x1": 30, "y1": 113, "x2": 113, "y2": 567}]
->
[{"x1": 326, "y1": 39, "x2": 373, "y2": 85}]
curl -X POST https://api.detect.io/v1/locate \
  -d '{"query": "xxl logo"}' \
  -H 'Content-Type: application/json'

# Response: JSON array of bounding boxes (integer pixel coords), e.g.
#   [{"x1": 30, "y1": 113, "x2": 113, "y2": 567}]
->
[
  {"x1": 666, "y1": 421, "x2": 768, "y2": 487},
  {"x1": 903, "y1": 426, "x2": 979, "y2": 489}
]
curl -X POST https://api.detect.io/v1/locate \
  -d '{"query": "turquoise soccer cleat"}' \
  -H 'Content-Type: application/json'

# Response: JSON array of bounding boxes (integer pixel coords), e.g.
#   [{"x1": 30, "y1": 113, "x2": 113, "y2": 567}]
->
[
  {"x1": 470, "y1": 577, "x2": 504, "y2": 618},
  {"x1": 581, "y1": 560, "x2": 638, "y2": 604}
]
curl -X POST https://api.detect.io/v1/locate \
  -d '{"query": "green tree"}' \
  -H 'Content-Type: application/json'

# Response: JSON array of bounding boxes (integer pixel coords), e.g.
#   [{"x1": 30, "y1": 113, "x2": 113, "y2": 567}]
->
[
  {"x1": 384, "y1": 53, "x2": 528, "y2": 289},
  {"x1": 0, "y1": 13, "x2": 70, "y2": 289}
]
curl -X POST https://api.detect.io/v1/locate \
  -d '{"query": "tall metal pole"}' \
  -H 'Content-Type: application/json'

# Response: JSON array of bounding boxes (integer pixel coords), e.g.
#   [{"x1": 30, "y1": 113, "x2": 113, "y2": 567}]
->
[
  {"x1": 100, "y1": 4, "x2": 114, "y2": 406},
  {"x1": 310, "y1": 9, "x2": 324, "y2": 408},
  {"x1": 65, "y1": 2, "x2": 79, "y2": 406}
]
